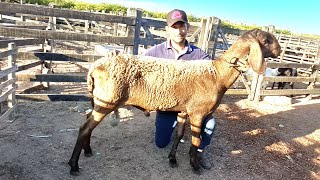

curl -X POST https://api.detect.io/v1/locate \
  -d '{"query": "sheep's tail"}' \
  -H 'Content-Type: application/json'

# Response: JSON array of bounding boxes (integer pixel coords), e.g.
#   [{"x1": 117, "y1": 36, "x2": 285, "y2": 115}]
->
[{"x1": 87, "y1": 65, "x2": 95, "y2": 109}]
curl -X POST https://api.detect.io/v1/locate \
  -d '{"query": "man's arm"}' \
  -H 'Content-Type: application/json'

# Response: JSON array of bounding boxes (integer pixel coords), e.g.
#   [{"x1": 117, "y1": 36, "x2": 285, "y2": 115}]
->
[
  {"x1": 200, "y1": 51, "x2": 211, "y2": 60},
  {"x1": 144, "y1": 45, "x2": 157, "y2": 57},
  {"x1": 190, "y1": 45, "x2": 212, "y2": 60}
]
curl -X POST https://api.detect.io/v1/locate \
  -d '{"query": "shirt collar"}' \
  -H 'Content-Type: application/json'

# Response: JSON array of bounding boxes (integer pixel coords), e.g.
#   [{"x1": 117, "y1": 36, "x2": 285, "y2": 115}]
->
[{"x1": 166, "y1": 40, "x2": 193, "y2": 53}]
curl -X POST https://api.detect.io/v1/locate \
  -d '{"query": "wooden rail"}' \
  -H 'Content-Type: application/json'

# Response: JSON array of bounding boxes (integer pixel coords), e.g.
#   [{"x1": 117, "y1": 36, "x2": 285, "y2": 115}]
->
[
  {"x1": 249, "y1": 62, "x2": 320, "y2": 101},
  {"x1": 0, "y1": 2, "x2": 136, "y2": 25},
  {"x1": 0, "y1": 38, "x2": 44, "y2": 48}
]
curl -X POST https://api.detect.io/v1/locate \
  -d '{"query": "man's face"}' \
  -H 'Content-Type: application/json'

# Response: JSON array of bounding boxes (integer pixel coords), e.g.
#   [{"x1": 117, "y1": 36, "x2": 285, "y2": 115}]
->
[{"x1": 166, "y1": 21, "x2": 189, "y2": 44}]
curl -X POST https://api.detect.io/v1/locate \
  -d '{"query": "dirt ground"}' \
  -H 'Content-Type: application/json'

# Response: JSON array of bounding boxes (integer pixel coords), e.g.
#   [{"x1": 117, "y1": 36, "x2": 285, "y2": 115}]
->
[{"x1": 0, "y1": 94, "x2": 319, "y2": 180}]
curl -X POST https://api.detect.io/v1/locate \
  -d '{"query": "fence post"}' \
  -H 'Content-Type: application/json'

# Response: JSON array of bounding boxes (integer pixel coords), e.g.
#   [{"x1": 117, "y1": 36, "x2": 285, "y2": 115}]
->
[
  {"x1": 197, "y1": 18, "x2": 207, "y2": 50},
  {"x1": 48, "y1": 4, "x2": 56, "y2": 53},
  {"x1": 253, "y1": 75, "x2": 264, "y2": 102},
  {"x1": 307, "y1": 44, "x2": 320, "y2": 99},
  {"x1": 20, "y1": 0, "x2": 25, "y2": 21},
  {"x1": 248, "y1": 72, "x2": 259, "y2": 101},
  {"x1": 279, "y1": 41, "x2": 288, "y2": 62},
  {"x1": 197, "y1": 17, "x2": 221, "y2": 58},
  {"x1": 210, "y1": 17, "x2": 221, "y2": 59},
  {"x1": 7, "y1": 42, "x2": 17, "y2": 119},
  {"x1": 85, "y1": 19, "x2": 90, "y2": 46},
  {"x1": 125, "y1": 8, "x2": 142, "y2": 55},
  {"x1": 0, "y1": 65, "x2": 2, "y2": 114},
  {"x1": 111, "y1": 11, "x2": 119, "y2": 37},
  {"x1": 43, "y1": 4, "x2": 56, "y2": 89}
]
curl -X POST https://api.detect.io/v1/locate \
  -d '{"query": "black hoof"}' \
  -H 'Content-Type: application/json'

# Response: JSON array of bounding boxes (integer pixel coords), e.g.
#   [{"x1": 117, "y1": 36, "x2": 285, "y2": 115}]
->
[
  {"x1": 190, "y1": 159, "x2": 200, "y2": 173},
  {"x1": 192, "y1": 168, "x2": 201, "y2": 175},
  {"x1": 68, "y1": 160, "x2": 79, "y2": 175},
  {"x1": 169, "y1": 159, "x2": 178, "y2": 168},
  {"x1": 84, "y1": 147, "x2": 93, "y2": 157},
  {"x1": 84, "y1": 151, "x2": 93, "y2": 157},
  {"x1": 70, "y1": 169, "x2": 80, "y2": 176}
]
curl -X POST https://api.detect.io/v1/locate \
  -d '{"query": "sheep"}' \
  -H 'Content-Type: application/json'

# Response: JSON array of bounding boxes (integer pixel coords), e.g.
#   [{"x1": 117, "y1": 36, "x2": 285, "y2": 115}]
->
[
  {"x1": 271, "y1": 68, "x2": 298, "y2": 89},
  {"x1": 68, "y1": 29, "x2": 281, "y2": 175}
]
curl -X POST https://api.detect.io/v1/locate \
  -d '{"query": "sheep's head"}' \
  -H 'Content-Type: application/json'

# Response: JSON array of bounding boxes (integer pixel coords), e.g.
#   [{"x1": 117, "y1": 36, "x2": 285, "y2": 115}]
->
[
  {"x1": 224, "y1": 28, "x2": 281, "y2": 74},
  {"x1": 242, "y1": 29, "x2": 281, "y2": 74}
]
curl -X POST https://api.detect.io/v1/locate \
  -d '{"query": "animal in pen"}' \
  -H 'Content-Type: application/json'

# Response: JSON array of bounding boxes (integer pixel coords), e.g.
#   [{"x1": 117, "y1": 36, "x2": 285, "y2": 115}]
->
[
  {"x1": 271, "y1": 67, "x2": 298, "y2": 89},
  {"x1": 232, "y1": 67, "x2": 280, "y2": 89},
  {"x1": 68, "y1": 29, "x2": 281, "y2": 175}
]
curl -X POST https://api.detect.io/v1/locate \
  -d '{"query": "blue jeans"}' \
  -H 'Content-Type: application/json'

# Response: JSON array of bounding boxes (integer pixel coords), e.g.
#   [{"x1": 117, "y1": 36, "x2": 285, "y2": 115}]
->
[{"x1": 155, "y1": 111, "x2": 215, "y2": 149}]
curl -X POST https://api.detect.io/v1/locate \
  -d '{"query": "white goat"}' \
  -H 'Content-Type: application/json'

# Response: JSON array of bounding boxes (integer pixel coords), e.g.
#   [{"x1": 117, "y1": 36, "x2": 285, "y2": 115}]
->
[{"x1": 68, "y1": 29, "x2": 281, "y2": 175}]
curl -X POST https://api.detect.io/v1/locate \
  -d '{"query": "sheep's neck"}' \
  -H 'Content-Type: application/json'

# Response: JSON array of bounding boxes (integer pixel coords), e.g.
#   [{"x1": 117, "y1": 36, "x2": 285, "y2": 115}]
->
[{"x1": 212, "y1": 57, "x2": 241, "y2": 89}]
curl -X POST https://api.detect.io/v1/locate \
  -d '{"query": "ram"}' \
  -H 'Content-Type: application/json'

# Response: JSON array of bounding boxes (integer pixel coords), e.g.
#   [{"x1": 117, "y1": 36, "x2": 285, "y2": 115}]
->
[{"x1": 68, "y1": 29, "x2": 281, "y2": 175}]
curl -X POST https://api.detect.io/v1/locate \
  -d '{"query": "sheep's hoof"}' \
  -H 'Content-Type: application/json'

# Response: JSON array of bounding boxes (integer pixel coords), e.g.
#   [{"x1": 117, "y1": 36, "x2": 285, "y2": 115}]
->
[
  {"x1": 84, "y1": 151, "x2": 93, "y2": 157},
  {"x1": 168, "y1": 154, "x2": 178, "y2": 168},
  {"x1": 169, "y1": 158, "x2": 178, "y2": 168},
  {"x1": 70, "y1": 169, "x2": 80, "y2": 176},
  {"x1": 68, "y1": 161, "x2": 80, "y2": 176},
  {"x1": 192, "y1": 167, "x2": 201, "y2": 175},
  {"x1": 190, "y1": 157, "x2": 200, "y2": 173},
  {"x1": 84, "y1": 147, "x2": 93, "y2": 157}
]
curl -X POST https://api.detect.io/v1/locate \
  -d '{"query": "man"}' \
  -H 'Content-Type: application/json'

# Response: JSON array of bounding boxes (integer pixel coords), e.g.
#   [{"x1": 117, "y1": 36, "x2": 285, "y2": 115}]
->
[{"x1": 144, "y1": 9, "x2": 216, "y2": 170}]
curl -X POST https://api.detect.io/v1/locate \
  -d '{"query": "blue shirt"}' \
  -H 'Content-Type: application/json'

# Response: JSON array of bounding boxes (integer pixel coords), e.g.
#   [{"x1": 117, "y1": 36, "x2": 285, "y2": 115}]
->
[{"x1": 144, "y1": 40, "x2": 211, "y2": 60}]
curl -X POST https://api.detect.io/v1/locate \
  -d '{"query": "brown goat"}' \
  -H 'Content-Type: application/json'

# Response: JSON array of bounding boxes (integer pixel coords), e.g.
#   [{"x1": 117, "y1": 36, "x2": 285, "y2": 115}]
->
[{"x1": 68, "y1": 29, "x2": 281, "y2": 175}]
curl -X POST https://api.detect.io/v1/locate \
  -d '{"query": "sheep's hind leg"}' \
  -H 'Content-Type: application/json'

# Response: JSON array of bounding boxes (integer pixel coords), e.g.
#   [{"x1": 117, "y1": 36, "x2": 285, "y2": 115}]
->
[
  {"x1": 188, "y1": 115, "x2": 203, "y2": 174},
  {"x1": 168, "y1": 113, "x2": 186, "y2": 167},
  {"x1": 68, "y1": 105, "x2": 114, "y2": 176}
]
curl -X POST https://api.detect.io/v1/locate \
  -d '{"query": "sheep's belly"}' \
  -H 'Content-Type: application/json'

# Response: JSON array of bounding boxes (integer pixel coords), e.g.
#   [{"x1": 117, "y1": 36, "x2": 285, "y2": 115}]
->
[{"x1": 127, "y1": 87, "x2": 179, "y2": 110}]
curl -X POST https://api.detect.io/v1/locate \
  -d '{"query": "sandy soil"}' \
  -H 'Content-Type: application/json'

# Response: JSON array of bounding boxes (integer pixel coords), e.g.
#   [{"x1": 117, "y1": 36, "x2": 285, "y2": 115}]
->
[{"x1": 0, "y1": 95, "x2": 319, "y2": 180}]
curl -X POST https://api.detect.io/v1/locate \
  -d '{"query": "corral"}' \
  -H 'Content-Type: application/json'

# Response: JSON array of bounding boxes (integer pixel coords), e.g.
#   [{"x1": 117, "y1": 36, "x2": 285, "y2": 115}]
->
[{"x1": 0, "y1": 2, "x2": 320, "y2": 180}]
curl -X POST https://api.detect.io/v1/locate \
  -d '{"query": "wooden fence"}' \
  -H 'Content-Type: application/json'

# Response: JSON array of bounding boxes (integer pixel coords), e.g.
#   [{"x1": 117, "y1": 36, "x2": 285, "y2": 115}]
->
[
  {"x1": 1, "y1": 2, "x2": 319, "y2": 102},
  {"x1": 0, "y1": 2, "x2": 220, "y2": 54},
  {"x1": 249, "y1": 62, "x2": 320, "y2": 101},
  {"x1": 0, "y1": 42, "x2": 17, "y2": 120}
]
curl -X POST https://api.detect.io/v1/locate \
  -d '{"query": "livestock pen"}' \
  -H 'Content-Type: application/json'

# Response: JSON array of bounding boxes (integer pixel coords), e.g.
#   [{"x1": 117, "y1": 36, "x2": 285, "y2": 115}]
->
[
  {"x1": 0, "y1": 2, "x2": 320, "y2": 180},
  {"x1": 0, "y1": 2, "x2": 319, "y2": 102}
]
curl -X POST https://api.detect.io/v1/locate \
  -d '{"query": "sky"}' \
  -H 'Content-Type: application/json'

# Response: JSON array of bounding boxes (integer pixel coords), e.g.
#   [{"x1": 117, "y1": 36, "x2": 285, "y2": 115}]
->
[{"x1": 83, "y1": 0, "x2": 319, "y2": 35}]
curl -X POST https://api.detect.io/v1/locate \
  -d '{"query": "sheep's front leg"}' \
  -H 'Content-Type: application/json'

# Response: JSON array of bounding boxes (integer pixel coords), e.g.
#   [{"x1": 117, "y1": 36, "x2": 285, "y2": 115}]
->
[
  {"x1": 188, "y1": 116, "x2": 203, "y2": 173},
  {"x1": 168, "y1": 113, "x2": 187, "y2": 167},
  {"x1": 68, "y1": 105, "x2": 113, "y2": 176}
]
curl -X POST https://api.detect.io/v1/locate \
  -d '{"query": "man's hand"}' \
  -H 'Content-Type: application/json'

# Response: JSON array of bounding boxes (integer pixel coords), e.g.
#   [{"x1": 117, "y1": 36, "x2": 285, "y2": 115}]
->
[{"x1": 106, "y1": 49, "x2": 121, "y2": 58}]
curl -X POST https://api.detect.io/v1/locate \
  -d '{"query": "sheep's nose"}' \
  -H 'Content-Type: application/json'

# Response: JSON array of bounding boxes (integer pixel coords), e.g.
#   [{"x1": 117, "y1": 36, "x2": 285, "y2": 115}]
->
[{"x1": 272, "y1": 48, "x2": 281, "y2": 58}]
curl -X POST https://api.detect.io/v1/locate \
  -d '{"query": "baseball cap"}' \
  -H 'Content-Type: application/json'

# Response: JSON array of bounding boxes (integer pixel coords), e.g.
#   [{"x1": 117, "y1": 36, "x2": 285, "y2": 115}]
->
[{"x1": 166, "y1": 9, "x2": 188, "y2": 27}]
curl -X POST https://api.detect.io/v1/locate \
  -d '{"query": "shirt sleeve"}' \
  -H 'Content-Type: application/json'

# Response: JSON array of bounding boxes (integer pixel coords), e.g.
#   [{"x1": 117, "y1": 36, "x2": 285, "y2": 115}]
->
[
  {"x1": 190, "y1": 44, "x2": 212, "y2": 60},
  {"x1": 144, "y1": 45, "x2": 156, "y2": 57}
]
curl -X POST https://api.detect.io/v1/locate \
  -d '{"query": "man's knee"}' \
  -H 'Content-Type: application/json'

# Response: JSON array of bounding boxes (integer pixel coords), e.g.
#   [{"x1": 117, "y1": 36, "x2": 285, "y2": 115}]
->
[
  {"x1": 155, "y1": 138, "x2": 170, "y2": 148},
  {"x1": 155, "y1": 113, "x2": 176, "y2": 148},
  {"x1": 204, "y1": 117, "x2": 215, "y2": 135}
]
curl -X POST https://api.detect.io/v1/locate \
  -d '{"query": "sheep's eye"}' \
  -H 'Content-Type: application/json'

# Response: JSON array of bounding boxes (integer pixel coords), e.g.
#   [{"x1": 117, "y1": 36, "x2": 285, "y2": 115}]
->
[{"x1": 263, "y1": 38, "x2": 270, "y2": 44}]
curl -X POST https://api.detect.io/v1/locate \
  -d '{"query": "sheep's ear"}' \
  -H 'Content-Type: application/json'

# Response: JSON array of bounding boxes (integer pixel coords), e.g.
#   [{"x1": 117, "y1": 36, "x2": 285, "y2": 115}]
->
[{"x1": 248, "y1": 40, "x2": 266, "y2": 74}]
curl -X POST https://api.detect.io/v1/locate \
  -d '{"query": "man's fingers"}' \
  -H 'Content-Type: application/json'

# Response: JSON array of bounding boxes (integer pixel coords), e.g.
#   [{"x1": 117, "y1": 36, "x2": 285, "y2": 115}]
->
[{"x1": 107, "y1": 50, "x2": 121, "y2": 58}]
